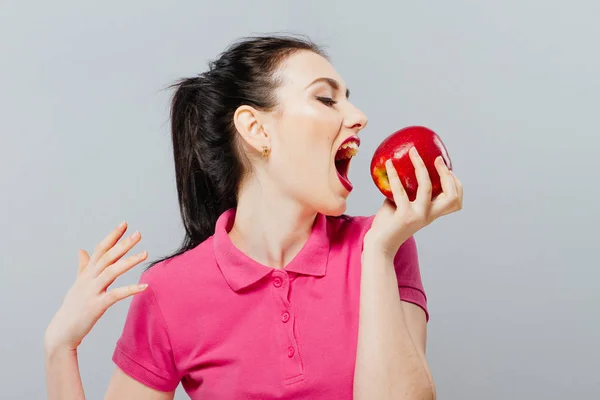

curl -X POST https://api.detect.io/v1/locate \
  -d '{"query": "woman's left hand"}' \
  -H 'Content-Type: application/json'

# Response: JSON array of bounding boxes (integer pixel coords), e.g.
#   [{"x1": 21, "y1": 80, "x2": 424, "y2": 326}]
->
[{"x1": 365, "y1": 146, "x2": 463, "y2": 259}]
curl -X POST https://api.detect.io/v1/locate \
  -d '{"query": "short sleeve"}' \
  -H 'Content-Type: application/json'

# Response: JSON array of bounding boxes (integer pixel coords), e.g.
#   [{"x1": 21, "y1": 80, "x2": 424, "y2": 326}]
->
[
  {"x1": 393, "y1": 236, "x2": 429, "y2": 321},
  {"x1": 112, "y1": 274, "x2": 180, "y2": 392}
]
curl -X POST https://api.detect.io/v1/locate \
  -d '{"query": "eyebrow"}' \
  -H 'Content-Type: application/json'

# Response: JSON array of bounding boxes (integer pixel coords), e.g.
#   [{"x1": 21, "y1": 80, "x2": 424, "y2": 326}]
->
[{"x1": 306, "y1": 77, "x2": 350, "y2": 98}]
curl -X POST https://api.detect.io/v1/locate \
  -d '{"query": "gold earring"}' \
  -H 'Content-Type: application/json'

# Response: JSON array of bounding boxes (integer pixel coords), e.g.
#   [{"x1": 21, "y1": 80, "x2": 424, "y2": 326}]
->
[{"x1": 261, "y1": 145, "x2": 270, "y2": 158}]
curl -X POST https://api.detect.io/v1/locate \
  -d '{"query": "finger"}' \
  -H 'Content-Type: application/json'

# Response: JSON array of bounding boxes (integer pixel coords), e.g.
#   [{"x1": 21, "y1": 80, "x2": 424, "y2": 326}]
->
[
  {"x1": 88, "y1": 221, "x2": 128, "y2": 267},
  {"x1": 431, "y1": 167, "x2": 463, "y2": 217},
  {"x1": 385, "y1": 159, "x2": 410, "y2": 210},
  {"x1": 93, "y1": 230, "x2": 142, "y2": 275},
  {"x1": 77, "y1": 249, "x2": 90, "y2": 275},
  {"x1": 102, "y1": 283, "x2": 149, "y2": 308},
  {"x1": 451, "y1": 171, "x2": 464, "y2": 200},
  {"x1": 435, "y1": 156, "x2": 457, "y2": 199},
  {"x1": 97, "y1": 250, "x2": 148, "y2": 290},
  {"x1": 409, "y1": 147, "x2": 432, "y2": 209}
]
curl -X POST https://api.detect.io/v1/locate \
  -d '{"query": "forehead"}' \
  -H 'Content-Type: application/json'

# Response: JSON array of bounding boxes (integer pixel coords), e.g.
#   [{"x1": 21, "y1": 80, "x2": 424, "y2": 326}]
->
[{"x1": 276, "y1": 50, "x2": 346, "y2": 93}]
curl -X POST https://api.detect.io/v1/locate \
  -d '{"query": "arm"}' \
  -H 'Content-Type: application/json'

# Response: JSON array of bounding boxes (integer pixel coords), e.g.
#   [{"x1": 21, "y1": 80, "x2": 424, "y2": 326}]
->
[
  {"x1": 353, "y1": 249, "x2": 435, "y2": 400},
  {"x1": 354, "y1": 147, "x2": 462, "y2": 399},
  {"x1": 44, "y1": 222, "x2": 176, "y2": 400},
  {"x1": 43, "y1": 343, "x2": 174, "y2": 400},
  {"x1": 105, "y1": 367, "x2": 175, "y2": 399},
  {"x1": 44, "y1": 344, "x2": 85, "y2": 400},
  {"x1": 401, "y1": 301, "x2": 434, "y2": 391}
]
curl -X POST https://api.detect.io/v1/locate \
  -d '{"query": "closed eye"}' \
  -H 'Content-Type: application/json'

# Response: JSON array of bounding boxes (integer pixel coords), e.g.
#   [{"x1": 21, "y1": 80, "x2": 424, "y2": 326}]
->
[{"x1": 316, "y1": 96, "x2": 337, "y2": 107}]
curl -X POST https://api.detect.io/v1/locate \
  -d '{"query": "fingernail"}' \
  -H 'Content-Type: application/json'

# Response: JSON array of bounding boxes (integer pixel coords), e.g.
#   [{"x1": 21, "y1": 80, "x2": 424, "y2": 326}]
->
[
  {"x1": 138, "y1": 283, "x2": 148, "y2": 290},
  {"x1": 119, "y1": 221, "x2": 126, "y2": 228},
  {"x1": 410, "y1": 146, "x2": 418, "y2": 156},
  {"x1": 130, "y1": 231, "x2": 140, "y2": 240}
]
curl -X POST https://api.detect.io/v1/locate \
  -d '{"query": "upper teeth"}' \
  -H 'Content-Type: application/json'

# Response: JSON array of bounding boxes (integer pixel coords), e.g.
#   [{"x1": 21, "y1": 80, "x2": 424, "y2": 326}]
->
[
  {"x1": 340, "y1": 141, "x2": 359, "y2": 150},
  {"x1": 336, "y1": 141, "x2": 359, "y2": 160}
]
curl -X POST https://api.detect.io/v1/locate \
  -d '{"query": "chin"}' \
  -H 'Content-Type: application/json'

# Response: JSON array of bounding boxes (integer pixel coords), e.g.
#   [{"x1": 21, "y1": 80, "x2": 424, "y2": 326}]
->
[
  {"x1": 316, "y1": 194, "x2": 348, "y2": 217},
  {"x1": 298, "y1": 180, "x2": 350, "y2": 217}
]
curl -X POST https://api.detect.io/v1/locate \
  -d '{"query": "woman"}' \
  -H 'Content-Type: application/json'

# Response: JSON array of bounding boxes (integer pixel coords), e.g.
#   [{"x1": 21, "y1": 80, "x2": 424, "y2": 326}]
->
[{"x1": 44, "y1": 35, "x2": 462, "y2": 399}]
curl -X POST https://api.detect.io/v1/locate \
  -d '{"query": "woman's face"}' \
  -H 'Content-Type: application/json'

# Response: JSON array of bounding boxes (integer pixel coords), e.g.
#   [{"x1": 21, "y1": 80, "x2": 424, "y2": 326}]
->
[{"x1": 258, "y1": 50, "x2": 369, "y2": 216}]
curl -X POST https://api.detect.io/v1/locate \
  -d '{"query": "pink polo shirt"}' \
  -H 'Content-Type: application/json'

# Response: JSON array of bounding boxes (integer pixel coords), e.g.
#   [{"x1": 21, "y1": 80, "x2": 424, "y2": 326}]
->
[{"x1": 112, "y1": 208, "x2": 428, "y2": 399}]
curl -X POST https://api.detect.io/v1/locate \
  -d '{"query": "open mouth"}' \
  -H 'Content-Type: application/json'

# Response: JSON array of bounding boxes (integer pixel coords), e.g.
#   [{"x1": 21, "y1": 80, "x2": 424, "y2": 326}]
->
[{"x1": 334, "y1": 136, "x2": 360, "y2": 192}]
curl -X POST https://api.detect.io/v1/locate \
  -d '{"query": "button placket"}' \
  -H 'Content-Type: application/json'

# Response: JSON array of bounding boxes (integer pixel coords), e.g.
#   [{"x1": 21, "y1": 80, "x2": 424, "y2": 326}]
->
[{"x1": 270, "y1": 271, "x2": 304, "y2": 380}]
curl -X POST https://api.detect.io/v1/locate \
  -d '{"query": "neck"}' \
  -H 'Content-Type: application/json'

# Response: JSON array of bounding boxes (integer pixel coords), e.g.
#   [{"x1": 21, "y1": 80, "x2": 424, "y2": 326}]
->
[{"x1": 229, "y1": 177, "x2": 317, "y2": 270}]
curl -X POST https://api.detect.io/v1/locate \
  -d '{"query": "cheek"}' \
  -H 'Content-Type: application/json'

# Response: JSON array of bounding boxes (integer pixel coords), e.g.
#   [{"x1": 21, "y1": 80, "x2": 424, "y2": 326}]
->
[
  {"x1": 283, "y1": 101, "x2": 342, "y2": 136},
  {"x1": 272, "y1": 104, "x2": 343, "y2": 181}
]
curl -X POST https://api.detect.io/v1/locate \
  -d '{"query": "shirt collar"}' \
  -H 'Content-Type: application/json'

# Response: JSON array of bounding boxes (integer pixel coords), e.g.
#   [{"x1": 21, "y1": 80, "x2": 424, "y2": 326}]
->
[{"x1": 212, "y1": 208, "x2": 330, "y2": 292}]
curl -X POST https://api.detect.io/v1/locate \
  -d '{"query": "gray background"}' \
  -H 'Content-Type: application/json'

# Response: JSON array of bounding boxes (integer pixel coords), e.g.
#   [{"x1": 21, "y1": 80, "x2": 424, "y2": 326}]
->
[{"x1": 1, "y1": 1, "x2": 598, "y2": 399}]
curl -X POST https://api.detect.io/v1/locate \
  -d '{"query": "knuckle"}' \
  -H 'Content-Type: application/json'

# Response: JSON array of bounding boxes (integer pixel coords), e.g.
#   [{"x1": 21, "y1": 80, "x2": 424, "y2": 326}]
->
[
  {"x1": 108, "y1": 290, "x2": 120, "y2": 301},
  {"x1": 451, "y1": 194, "x2": 462, "y2": 208},
  {"x1": 95, "y1": 296, "x2": 109, "y2": 310},
  {"x1": 98, "y1": 268, "x2": 114, "y2": 285},
  {"x1": 405, "y1": 211, "x2": 425, "y2": 225},
  {"x1": 105, "y1": 290, "x2": 120, "y2": 304},
  {"x1": 94, "y1": 257, "x2": 107, "y2": 271},
  {"x1": 123, "y1": 236, "x2": 137, "y2": 249},
  {"x1": 401, "y1": 214, "x2": 414, "y2": 225},
  {"x1": 97, "y1": 237, "x2": 113, "y2": 251},
  {"x1": 111, "y1": 259, "x2": 127, "y2": 272},
  {"x1": 420, "y1": 180, "x2": 432, "y2": 192},
  {"x1": 115, "y1": 256, "x2": 136, "y2": 274},
  {"x1": 445, "y1": 198, "x2": 461, "y2": 213},
  {"x1": 104, "y1": 247, "x2": 117, "y2": 260},
  {"x1": 93, "y1": 243, "x2": 104, "y2": 255},
  {"x1": 99, "y1": 295, "x2": 111, "y2": 309}
]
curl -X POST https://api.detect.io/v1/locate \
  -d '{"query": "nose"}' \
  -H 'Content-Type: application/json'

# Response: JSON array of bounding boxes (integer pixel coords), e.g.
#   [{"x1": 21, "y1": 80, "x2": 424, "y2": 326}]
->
[{"x1": 344, "y1": 104, "x2": 368, "y2": 132}]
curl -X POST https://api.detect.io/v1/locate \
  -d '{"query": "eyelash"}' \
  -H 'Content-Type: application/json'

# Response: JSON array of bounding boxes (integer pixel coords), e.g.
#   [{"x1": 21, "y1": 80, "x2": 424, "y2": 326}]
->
[{"x1": 316, "y1": 96, "x2": 337, "y2": 107}]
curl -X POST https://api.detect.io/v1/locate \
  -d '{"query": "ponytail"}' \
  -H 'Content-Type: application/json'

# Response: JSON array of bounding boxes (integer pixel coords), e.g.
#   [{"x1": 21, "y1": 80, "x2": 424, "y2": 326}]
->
[{"x1": 170, "y1": 77, "x2": 238, "y2": 245}]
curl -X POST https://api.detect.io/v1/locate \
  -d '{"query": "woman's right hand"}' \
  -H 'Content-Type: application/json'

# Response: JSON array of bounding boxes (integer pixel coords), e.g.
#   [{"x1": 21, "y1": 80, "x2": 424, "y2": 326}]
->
[{"x1": 44, "y1": 221, "x2": 149, "y2": 352}]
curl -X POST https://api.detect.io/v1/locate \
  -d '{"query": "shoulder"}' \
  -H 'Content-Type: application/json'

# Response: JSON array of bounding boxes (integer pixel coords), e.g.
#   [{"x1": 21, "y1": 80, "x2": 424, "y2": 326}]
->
[
  {"x1": 138, "y1": 237, "x2": 216, "y2": 295},
  {"x1": 324, "y1": 214, "x2": 376, "y2": 248},
  {"x1": 326, "y1": 213, "x2": 418, "y2": 257},
  {"x1": 326, "y1": 213, "x2": 375, "y2": 234}
]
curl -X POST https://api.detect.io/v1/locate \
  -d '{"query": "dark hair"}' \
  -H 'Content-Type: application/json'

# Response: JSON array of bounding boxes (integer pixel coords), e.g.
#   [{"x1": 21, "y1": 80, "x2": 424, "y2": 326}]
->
[{"x1": 146, "y1": 34, "x2": 327, "y2": 269}]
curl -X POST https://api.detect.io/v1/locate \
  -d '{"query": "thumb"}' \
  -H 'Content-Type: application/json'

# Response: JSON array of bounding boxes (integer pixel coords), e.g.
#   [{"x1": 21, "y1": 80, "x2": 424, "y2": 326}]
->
[{"x1": 78, "y1": 249, "x2": 90, "y2": 275}]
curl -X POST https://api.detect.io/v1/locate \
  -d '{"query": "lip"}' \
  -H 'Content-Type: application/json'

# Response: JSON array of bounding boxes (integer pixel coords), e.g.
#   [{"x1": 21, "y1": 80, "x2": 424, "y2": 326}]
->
[{"x1": 338, "y1": 135, "x2": 361, "y2": 150}]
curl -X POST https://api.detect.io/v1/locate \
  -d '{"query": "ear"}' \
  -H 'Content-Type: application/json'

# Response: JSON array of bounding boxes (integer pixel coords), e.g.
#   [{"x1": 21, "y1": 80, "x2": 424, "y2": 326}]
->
[{"x1": 233, "y1": 105, "x2": 269, "y2": 154}]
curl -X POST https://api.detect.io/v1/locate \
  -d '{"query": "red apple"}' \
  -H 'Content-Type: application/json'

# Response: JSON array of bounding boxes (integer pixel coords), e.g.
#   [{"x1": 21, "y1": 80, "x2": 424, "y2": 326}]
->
[{"x1": 370, "y1": 126, "x2": 452, "y2": 202}]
